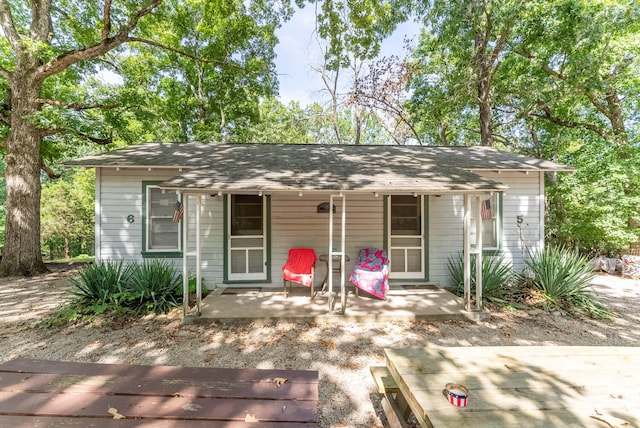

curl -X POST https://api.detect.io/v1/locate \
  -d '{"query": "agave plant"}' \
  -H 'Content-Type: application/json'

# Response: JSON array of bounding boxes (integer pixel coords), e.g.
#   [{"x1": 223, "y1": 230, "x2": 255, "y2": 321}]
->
[
  {"x1": 447, "y1": 252, "x2": 514, "y2": 303},
  {"x1": 125, "y1": 259, "x2": 182, "y2": 313},
  {"x1": 518, "y1": 246, "x2": 611, "y2": 319},
  {"x1": 69, "y1": 260, "x2": 131, "y2": 306}
]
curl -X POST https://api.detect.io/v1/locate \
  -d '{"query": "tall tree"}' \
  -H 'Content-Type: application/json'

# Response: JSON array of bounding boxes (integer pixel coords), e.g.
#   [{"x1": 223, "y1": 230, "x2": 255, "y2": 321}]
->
[
  {"x1": 0, "y1": 0, "x2": 166, "y2": 275},
  {"x1": 0, "y1": 0, "x2": 293, "y2": 276},
  {"x1": 409, "y1": 0, "x2": 523, "y2": 146},
  {"x1": 312, "y1": 0, "x2": 409, "y2": 144}
]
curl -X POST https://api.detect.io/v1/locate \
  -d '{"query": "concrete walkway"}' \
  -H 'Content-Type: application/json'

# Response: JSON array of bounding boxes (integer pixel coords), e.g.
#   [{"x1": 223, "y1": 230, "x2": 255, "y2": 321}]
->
[{"x1": 191, "y1": 285, "x2": 477, "y2": 323}]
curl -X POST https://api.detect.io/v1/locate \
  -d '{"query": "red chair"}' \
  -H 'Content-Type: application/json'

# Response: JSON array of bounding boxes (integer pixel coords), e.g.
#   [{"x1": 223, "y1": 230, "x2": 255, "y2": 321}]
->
[{"x1": 282, "y1": 248, "x2": 318, "y2": 298}]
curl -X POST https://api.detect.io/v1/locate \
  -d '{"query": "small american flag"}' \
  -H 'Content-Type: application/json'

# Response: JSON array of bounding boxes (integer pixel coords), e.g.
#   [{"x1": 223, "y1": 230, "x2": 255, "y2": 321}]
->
[
  {"x1": 172, "y1": 201, "x2": 183, "y2": 222},
  {"x1": 481, "y1": 199, "x2": 492, "y2": 220}
]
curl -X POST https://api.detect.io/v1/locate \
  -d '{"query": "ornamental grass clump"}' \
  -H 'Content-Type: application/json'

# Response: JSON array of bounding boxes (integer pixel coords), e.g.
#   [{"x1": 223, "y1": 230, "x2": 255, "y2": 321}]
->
[
  {"x1": 69, "y1": 260, "x2": 131, "y2": 307},
  {"x1": 68, "y1": 259, "x2": 182, "y2": 317},
  {"x1": 447, "y1": 253, "x2": 516, "y2": 304},
  {"x1": 518, "y1": 246, "x2": 612, "y2": 319},
  {"x1": 127, "y1": 259, "x2": 182, "y2": 314}
]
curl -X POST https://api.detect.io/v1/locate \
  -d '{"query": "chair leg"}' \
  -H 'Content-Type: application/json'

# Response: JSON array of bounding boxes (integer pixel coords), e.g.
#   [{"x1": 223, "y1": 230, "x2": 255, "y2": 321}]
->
[{"x1": 283, "y1": 280, "x2": 289, "y2": 298}]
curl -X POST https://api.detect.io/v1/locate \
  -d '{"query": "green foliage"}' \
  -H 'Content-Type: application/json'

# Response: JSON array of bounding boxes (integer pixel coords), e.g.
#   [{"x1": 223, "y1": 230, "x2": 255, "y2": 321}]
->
[
  {"x1": 447, "y1": 253, "x2": 516, "y2": 304},
  {"x1": 127, "y1": 260, "x2": 183, "y2": 314},
  {"x1": 69, "y1": 260, "x2": 131, "y2": 306},
  {"x1": 68, "y1": 260, "x2": 184, "y2": 320},
  {"x1": 517, "y1": 247, "x2": 611, "y2": 319},
  {"x1": 41, "y1": 169, "x2": 95, "y2": 260},
  {"x1": 547, "y1": 141, "x2": 640, "y2": 255}
]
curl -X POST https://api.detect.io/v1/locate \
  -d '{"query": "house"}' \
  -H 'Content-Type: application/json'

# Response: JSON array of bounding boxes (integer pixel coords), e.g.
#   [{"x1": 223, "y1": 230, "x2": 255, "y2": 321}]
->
[{"x1": 64, "y1": 142, "x2": 573, "y2": 314}]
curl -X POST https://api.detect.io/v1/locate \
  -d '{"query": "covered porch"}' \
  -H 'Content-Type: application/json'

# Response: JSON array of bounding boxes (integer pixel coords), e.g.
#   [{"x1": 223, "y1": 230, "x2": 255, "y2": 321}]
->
[{"x1": 190, "y1": 284, "x2": 476, "y2": 323}]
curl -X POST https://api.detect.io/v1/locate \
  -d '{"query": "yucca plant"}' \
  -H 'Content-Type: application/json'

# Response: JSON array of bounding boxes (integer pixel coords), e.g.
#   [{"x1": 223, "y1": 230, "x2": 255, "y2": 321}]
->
[
  {"x1": 69, "y1": 260, "x2": 131, "y2": 306},
  {"x1": 126, "y1": 259, "x2": 182, "y2": 313},
  {"x1": 447, "y1": 253, "x2": 515, "y2": 303},
  {"x1": 518, "y1": 246, "x2": 611, "y2": 319}
]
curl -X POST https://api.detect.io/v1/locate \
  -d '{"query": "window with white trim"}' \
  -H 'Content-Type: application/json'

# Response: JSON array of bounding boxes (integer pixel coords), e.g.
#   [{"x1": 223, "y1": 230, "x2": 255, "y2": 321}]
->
[
  {"x1": 470, "y1": 193, "x2": 501, "y2": 249},
  {"x1": 144, "y1": 184, "x2": 181, "y2": 252}
]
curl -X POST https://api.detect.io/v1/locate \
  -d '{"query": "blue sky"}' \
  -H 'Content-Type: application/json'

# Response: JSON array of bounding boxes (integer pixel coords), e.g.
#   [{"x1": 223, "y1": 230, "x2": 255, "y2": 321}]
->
[{"x1": 274, "y1": 6, "x2": 421, "y2": 106}]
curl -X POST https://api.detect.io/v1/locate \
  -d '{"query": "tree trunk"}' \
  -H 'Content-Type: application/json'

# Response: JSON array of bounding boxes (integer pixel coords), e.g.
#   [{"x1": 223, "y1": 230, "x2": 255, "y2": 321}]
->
[
  {"x1": 0, "y1": 75, "x2": 47, "y2": 276},
  {"x1": 475, "y1": 31, "x2": 494, "y2": 147}
]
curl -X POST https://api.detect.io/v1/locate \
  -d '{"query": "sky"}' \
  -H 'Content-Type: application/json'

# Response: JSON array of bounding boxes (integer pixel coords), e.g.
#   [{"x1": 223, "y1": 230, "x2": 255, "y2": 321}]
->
[{"x1": 273, "y1": 6, "x2": 421, "y2": 106}]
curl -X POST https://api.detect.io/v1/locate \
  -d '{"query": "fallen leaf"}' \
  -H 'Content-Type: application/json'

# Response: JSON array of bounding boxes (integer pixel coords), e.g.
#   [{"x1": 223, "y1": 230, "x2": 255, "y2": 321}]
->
[
  {"x1": 108, "y1": 406, "x2": 125, "y2": 419},
  {"x1": 271, "y1": 377, "x2": 288, "y2": 388},
  {"x1": 245, "y1": 413, "x2": 258, "y2": 422}
]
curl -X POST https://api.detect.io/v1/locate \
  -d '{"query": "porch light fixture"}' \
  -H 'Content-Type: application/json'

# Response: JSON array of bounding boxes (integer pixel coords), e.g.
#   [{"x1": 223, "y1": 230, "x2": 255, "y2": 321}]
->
[
  {"x1": 374, "y1": 192, "x2": 379, "y2": 197},
  {"x1": 298, "y1": 191, "x2": 303, "y2": 197},
  {"x1": 413, "y1": 192, "x2": 418, "y2": 197},
  {"x1": 258, "y1": 191, "x2": 263, "y2": 197},
  {"x1": 317, "y1": 202, "x2": 336, "y2": 214},
  {"x1": 217, "y1": 191, "x2": 222, "y2": 196}
]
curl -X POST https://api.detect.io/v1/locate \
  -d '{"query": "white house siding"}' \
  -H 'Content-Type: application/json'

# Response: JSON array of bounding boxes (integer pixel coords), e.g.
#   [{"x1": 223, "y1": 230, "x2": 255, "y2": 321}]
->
[
  {"x1": 270, "y1": 193, "x2": 384, "y2": 290},
  {"x1": 97, "y1": 168, "x2": 220, "y2": 287},
  {"x1": 97, "y1": 169, "x2": 544, "y2": 291},
  {"x1": 428, "y1": 171, "x2": 545, "y2": 285}
]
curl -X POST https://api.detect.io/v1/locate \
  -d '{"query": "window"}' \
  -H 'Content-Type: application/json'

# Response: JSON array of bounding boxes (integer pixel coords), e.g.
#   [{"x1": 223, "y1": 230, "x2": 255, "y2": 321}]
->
[
  {"x1": 390, "y1": 195, "x2": 421, "y2": 235},
  {"x1": 143, "y1": 183, "x2": 181, "y2": 254},
  {"x1": 470, "y1": 193, "x2": 501, "y2": 250}
]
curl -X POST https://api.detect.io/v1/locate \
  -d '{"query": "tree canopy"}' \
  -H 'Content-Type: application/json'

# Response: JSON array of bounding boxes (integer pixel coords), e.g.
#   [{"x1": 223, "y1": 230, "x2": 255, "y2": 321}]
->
[{"x1": 0, "y1": 0, "x2": 638, "y2": 274}]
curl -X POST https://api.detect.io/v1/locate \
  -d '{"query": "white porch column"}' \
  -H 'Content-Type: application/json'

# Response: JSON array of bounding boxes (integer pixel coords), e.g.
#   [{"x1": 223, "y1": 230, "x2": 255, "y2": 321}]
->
[
  {"x1": 196, "y1": 194, "x2": 202, "y2": 315},
  {"x1": 475, "y1": 195, "x2": 483, "y2": 311},
  {"x1": 463, "y1": 195, "x2": 471, "y2": 311},
  {"x1": 182, "y1": 193, "x2": 203, "y2": 317},
  {"x1": 182, "y1": 193, "x2": 189, "y2": 317},
  {"x1": 328, "y1": 193, "x2": 347, "y2": 313}
]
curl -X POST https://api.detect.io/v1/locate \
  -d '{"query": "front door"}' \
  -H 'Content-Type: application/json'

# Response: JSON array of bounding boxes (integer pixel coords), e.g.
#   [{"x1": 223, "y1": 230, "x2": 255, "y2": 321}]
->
[
  {"x1": 388, "y1": 195, "x2": 425, "y2": 279},
  {"x1": 227, "y1": 195, "x2": 267, "y2": 281}
]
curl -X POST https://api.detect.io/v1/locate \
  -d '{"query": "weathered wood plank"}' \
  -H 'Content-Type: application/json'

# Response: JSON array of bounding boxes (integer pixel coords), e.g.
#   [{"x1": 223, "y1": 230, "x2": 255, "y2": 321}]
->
[
  {"x1": 0, "y1": 391, "x2": 317, "y2": 423},
  {"x1": 384, "y1": 347, "x2": 640, "y2": 428},
  {"x1": 0, "y1": 359, "x2": 319, "y2": 426},
  {"x1": 0, "y1": 371, "x2": 317, "y2": 401},
  {"x1": 370, "y1": 365, "x2": 399, "y2": 394},
  {"x1": 0, "y1": 358, "x2": 318, "y2": 385},
  {"x1": 0, "y1": 415, "x2": 317, "y2": 428}
]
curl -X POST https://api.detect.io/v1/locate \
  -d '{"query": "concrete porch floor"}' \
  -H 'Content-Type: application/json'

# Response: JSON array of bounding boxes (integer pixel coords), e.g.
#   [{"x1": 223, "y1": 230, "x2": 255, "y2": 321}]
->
[{"x1": 190, "y1": 284, "x2": 478, "y2": 323}]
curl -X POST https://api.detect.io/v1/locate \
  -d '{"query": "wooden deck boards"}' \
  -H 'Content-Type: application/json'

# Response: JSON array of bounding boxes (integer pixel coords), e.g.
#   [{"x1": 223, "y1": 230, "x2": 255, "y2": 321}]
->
[
  {"x1": 383, "y1": 346, "x2": 640, "y2": 428},
  {"x1": 0, "y1": 358, "x2": 319, "y2": 427}
]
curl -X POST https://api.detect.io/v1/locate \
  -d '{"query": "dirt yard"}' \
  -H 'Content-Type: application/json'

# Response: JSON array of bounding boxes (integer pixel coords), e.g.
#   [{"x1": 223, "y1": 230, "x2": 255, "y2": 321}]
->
[{"x1": 0, "y1": 263, "x2": 638, "y2": 427}]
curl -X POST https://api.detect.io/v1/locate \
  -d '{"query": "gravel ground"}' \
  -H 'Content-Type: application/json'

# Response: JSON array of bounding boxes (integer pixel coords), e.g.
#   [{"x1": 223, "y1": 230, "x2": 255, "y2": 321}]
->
[{"x1": 0, "y1": 263, "x2": 638, "y2": 427}]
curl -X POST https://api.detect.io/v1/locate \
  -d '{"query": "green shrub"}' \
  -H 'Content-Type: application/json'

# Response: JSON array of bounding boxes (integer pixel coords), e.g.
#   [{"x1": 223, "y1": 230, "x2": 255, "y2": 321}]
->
[
  {"x1": 126, "y1": 259, "x2": 182, "y2": 313},
  {"x1": 67, "y1": 259, "x2": 183, "y2": 318},
  {"x1": 517, "y1": 246, "x2": 611, "y2": 319},
  {"x1": 447, "y1": 253, "x2": 515, "y2": 304},
  {"x1": 69, "y1": 260, "x2": 130, "y2": 306}
]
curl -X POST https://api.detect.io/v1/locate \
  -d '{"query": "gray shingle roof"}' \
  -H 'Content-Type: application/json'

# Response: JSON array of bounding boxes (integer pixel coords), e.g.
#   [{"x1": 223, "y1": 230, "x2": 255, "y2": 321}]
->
[{"x1": 64, "y1": 142, "x2": 573, "y2": 193}]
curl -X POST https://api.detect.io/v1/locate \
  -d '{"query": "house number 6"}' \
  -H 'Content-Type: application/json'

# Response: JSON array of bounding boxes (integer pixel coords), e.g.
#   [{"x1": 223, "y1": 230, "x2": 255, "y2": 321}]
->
[{"x1": 127, "y1": 215, "x2": 135, "y2": 223}]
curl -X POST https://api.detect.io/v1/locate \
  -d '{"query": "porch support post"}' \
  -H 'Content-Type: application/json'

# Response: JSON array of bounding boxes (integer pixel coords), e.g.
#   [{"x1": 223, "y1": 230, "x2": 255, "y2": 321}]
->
[
  {"x1": 328, "y1": 193, "x2": 347, "y2": 313},
  {"x1": 475, "y1": 195, "x2": 483, "y2": 311},
  {"x1": 463, "y1": 194, "x2": 471, "y2": 311},
  {"x1": 182, "y1": 193, "x2": 189, "y2": 317},
  {"x1": 196, "y1": 194, "x2": 202, "y2": 315}
]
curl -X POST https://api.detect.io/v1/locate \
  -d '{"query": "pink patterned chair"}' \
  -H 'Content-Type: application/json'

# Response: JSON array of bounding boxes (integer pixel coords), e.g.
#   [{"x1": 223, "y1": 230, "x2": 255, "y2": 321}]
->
[
  {"x1": 349, "y1": 248, "x2": 390, "y2": 300},
  {"x1": 282, "y1": 248, "x2": 318, "y2": 298}
]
